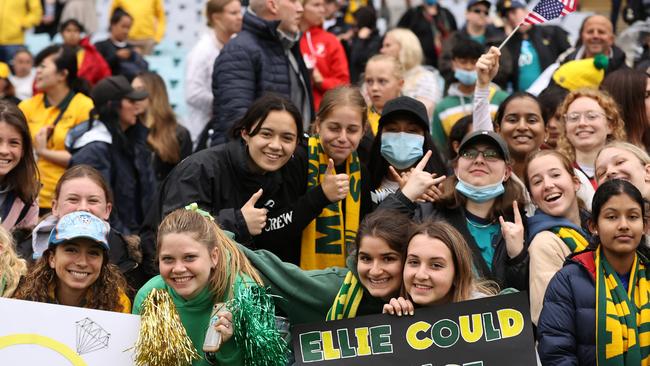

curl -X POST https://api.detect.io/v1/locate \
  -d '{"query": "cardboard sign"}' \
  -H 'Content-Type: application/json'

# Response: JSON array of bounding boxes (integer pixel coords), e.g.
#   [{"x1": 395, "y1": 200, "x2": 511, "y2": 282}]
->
[
  {"x1": 292, "y1": 292, "x2": 536, "y2": 366},
  {"x1": 0, "y1": 297, "x2": 140, "y2": 365}
]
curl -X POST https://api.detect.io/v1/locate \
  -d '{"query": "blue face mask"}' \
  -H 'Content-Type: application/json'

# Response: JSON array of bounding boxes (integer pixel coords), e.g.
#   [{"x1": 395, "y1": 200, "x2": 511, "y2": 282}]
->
[
  {"x1": 423, "y1": 0, "x2": 438, "y2": 5},
  {"x1": 380, "y1": 132, "x2": 425, "y2": 170},
  {"x1": 455, "y1": 177, "x2": 505, "y2": 203},
  {"x1": 454, "y1": 69, "x2": 478, "y2": 85}
]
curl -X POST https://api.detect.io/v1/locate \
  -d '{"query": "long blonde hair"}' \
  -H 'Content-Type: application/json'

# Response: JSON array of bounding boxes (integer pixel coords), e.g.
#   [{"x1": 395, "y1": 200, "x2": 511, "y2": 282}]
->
[
  {"x1": 156, "y1": 209, "x2": 263, "y2": 300},
  {"x1": 384, "y1": 28, "x2": 424, "y2": 71},
  {"x1": 0, "y1": 227, "x2": 26, "y2": 297},
  {"x1": 136, "y1": 72, "x2": 181, "y2": 164}
]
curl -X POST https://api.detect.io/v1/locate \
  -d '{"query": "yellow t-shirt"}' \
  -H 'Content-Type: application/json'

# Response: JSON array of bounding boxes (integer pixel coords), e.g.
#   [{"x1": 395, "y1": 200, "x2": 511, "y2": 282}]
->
[
  {"x1": 19, "y1": 93, "x2": 94, "y2": 208},
  {"x1": 111, "y1": 0, "x2": 166, "y2": 42}
]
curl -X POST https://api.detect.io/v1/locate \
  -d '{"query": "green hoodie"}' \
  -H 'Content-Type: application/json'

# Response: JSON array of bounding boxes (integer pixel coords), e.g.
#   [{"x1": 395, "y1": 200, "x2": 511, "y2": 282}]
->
[
  {"x1": 238, "y1": 245, "x2": 386, "y2": 325},
  {"x1": 132, "y1": 275, "x2": 244, "y2": 366}
]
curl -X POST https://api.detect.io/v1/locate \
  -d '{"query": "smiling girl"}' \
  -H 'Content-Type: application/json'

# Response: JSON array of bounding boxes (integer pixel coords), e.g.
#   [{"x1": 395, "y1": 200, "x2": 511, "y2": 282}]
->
[
  {"x1": 524, "y1": 150, "x2": 590, "y2": 324},
  {"x1": 595, "y1": 141, "x2": 650, "y2": 200},
  {"x1": 14, "y1": 211, "x2": 131, "y2": 312},
  {"x1": 301, "y1": 86, "x2": 372, "y2": 269},
  {"x1": 538, "y1": 179, "x2": 650, "y2": 365},
  {"x1": 383, "y1": 220, "x2": 496, "y2": 315},
  {"x1": 133, "y1": 208, "x2": 275, "y2": 366}
]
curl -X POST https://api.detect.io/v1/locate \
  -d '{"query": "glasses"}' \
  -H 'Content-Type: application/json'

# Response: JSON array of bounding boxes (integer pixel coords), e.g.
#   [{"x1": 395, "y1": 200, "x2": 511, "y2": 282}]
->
[
  {"x1": 459, "y1": 148, "x2": 502, "y2": 162},
  {"x1": 564, "y1": 110, "x2": 607, "y2": 124},
  {"x1": 470, "y1": 8, "x2": 489, "y2": 15}
]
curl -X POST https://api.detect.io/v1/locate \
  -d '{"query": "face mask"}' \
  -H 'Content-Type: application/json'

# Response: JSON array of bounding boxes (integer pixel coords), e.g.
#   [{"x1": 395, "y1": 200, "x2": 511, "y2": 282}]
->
[
  {"x1": 423, "y1": 0, "x2": 438, "y2": 5},
  {"x1": 380, "y1": 132, "x2": 425, "y2": 170},
  {"x1": 454, "y1": 69, "x2": 478, "y2": 85},
  {"x1": 455, "y1": 177, "x2": 505, "y2": 202}
]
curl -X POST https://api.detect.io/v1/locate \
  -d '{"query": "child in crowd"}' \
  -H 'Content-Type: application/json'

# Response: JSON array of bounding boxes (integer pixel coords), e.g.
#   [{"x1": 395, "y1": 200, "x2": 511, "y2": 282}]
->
[
  {"x1": 0, "y1": 101, "x2": 39, "y2": 232},
  {"x1": 133, "y1": 207, "x2": 267, "y2": 366},
  {"x1": 8, "y1": 48, "x2": 35, "y2": 101},
  {"x1": 524, "y1": 150, "x2": 591, "y2": 325},
  {"x1": 14, "y1": 211, "x2": 131, "y2": 313},
  {"x1": 538, "y1": 179, "x2": 650, "y2": 365},
  {"x1": 363, "y1": 54, "x2": 404, "y2": 135},
  {"x1": 382, "y1": 220, "x2": 497, "y2": 315},
  {"x1": 301, "y1": 86, "x2": 372, "y2": 269}
]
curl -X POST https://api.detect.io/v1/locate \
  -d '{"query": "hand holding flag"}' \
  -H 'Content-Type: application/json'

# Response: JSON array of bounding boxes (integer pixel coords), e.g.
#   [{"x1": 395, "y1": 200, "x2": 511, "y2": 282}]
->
[{"x1": 499, "y1": 0, "x2": 578, "y2": 49}]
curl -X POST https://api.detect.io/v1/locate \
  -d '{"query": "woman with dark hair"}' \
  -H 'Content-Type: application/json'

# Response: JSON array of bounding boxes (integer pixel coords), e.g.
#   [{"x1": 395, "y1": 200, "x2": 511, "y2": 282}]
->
[
  {"x1": 538, "y1": 179, "x2": 649, "y2": 365},
  {"x1": 380, "y1": 130, "x2": 529, "y2": 291},
  {"x1": 18, "y1": 44, "x2": 93, "y2": 213},
  {"x1": 146, "y1": 94, "x2": 339, "y2": 264},
  {"x1": 0, "y1": 101, "x2": 39, "y2": 232},
  {"x1": 131, "y1": 72, "x2": 192, "y2": 183},
  {"x1": 346, "y1": 6, "x2": 381, "y2": 84},
  {"x1": 65, "y1": 75, "x2": 154, "y2": 235},
  {"x1": 94, "y1": 8, "x2": 148, "y2": 81},
  {"x1": 367, "y1": 96, "x2": 447, "y2": 204},
  {"x1": 600, "y1": 68, "x2": 650, "y2": 152}
]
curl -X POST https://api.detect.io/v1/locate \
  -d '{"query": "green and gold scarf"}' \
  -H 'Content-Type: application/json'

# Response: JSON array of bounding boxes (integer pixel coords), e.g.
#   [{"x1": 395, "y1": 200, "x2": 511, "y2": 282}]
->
[
  {"x1": 300, "y1": 136, "x2": 361, "y2": 270},
  {"x1": 550, "y1": 226, "x2": 589, "y2": 253},
  {"x1": 326, "y1": 271, "x2": 364, "y2": 320},
  {"x1": 595, "y1": 248, "x2": 650, "y2": 365}
]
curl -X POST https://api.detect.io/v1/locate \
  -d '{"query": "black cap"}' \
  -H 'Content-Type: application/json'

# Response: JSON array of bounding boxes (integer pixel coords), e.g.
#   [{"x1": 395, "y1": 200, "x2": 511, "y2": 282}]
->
[
  {"x1": 497, "y1": 0, "x2": 526, "y2": 16},
  {"x1": 467, "y1": 0, "x2": 491, "y2": 10},
  {"x1": 458, "y1": 130, "x2": 510, "y2": 162},
  {"x1": 90, "y1": 75, "x2": 148, "y2": 107},
  {"x1": 378, "y1": 96, "x2": 430, "y2": 132}
]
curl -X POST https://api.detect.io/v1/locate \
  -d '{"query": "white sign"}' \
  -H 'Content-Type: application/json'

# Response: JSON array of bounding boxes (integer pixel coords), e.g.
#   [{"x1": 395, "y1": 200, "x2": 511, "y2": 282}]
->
[{"x1": 0, "y1": 297, "x2": 140, "y2": 365}]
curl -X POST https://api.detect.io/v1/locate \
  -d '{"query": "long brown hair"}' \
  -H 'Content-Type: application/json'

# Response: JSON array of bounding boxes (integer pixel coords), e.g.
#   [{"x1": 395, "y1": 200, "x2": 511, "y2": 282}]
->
[
  {"x1": 403, "y1": 221, "x2": 497, "y2": 303},
  {"x1": 136, "y1": 72, "x2": 181, "y2": 164},
  {"x1": 14, "y1": 247, "x2": 128, "y2": 311},
  {"x1": 156, "y1": 209, "x2": 263, "y2": 301},
  {"x1": 0, "y1": 101, "x2": 39, "y2": 204}
]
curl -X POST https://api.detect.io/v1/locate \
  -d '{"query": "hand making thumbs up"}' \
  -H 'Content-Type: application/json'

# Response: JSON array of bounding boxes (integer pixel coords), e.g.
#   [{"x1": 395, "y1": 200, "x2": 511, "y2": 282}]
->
[
  {"x1": 241, "y1": 188, "x2": 268, "y2": 235},
  {"x1": 321, "y1": 158, "x2": 350, "y2": 203}
]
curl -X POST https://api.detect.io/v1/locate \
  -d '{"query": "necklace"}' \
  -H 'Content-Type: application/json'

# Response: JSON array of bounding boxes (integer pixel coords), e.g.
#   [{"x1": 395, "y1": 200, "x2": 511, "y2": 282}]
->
[{"x1": 466, "y1": 217, "x2": 496, "y2": 229}]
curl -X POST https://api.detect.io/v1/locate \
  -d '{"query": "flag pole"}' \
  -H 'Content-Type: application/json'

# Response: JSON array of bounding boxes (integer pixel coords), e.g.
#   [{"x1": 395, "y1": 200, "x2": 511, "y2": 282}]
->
[{"x1": 498, "y1": 23, "x2": 522, "y2": 50}]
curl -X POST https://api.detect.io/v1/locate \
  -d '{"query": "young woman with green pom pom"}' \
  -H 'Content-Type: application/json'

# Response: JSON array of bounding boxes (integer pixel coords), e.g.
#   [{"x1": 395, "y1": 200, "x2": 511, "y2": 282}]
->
[{"x1": 132, "y1": 207, "x2": 286, "y2": 366}]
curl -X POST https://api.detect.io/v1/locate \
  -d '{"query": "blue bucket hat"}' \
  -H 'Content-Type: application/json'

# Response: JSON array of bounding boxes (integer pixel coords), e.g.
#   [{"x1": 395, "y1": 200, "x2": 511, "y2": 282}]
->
[{"x1": 48, "y1": 212, "x2": 110, "y2": 251}]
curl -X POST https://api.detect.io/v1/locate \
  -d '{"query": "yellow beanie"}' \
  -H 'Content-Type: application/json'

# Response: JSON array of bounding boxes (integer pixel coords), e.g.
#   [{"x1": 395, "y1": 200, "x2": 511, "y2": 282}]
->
[
  {"x1": 0, "y1": 62, "x2": 9, "y2": 79},
  {"x1": 553, "y1": 54, "x2": 609, "y2": 91}
]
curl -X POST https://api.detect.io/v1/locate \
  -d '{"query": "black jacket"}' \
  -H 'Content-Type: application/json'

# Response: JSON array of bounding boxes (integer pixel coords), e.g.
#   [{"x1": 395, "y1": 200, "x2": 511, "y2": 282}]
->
[
  {"x1": 397, "y1": 5, "x2": 458, "y2": 68},
  {"x1": 501, "y1": 25, "x2": 571, "y2": 91},
  {"x1": 348, "y1": 29, "x2": 381, "y2": 84},
  {"x1": 151, "y1": 124, "x2": 193, "y2": 184},
  {"x1": 67, "y1": 120, "x2": 156, "y2": 235},
  {"x1": 143, "y1": 140, "x2": 337, "y2": 264},
  {"x1": 209, "y1": 12, "x2": 314, "y2": 146},
  {"x1": 94, "y1": 39, "x2": 148, "y2": 81},
  {"x1": 379, "y1": 190, "x2": 529, "y2": 290}
]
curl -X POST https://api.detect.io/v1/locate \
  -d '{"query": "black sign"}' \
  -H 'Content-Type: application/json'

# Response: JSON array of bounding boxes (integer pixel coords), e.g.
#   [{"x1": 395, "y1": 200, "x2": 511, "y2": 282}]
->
[{"x1": 292, "y1": 292, "x2": 536, "y2": 366}]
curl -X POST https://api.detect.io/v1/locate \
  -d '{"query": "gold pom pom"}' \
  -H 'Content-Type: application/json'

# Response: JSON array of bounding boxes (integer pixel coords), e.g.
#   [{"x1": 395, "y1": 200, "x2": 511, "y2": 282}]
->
[{"x1": 133, "y1": 289, "x2": 201, "y2": 366}]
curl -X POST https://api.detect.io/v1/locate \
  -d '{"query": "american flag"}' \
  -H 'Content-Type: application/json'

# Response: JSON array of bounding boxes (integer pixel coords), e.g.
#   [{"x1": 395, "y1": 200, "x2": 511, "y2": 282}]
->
[{"x1": 523, "y1": 0, "x2": 577, "y2": 25}]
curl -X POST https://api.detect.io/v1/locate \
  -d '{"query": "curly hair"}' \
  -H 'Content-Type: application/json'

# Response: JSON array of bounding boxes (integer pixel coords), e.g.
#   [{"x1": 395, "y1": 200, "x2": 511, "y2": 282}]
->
[
  {"x1": 0, "y1": 226, "x2": 26, "y2": 297},
  {"x1": 14, "y1": 248, "x2": 128, "y2": 312},
  {"x1": 556, "y1": 88, "x2": 627, "y2": 163},
  {"x1": 157, "y1": 209, "x2": 263, "y2": 301}
]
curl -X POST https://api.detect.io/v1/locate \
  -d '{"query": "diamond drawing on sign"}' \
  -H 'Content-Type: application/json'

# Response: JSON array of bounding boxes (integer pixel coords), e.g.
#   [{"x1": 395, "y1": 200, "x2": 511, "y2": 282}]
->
[{"x1": 75, "y1": 318, "x2": 110, "y2": 354}]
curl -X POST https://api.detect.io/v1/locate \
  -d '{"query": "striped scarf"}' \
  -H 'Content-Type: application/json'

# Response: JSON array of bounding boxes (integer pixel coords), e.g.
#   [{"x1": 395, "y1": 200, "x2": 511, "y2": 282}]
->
[
  {"x1": 550, "y1": 226, "x2": 589, "y2": 253},
  {"x1": 300, "y1": 136, "x2": 361, "y2": 270},
  {"x1": 326, "y1": 271, "x2": 364, "y2": 320},
  {"x1": 595, "y1": 248, "x2": 650, "y2": 365}
]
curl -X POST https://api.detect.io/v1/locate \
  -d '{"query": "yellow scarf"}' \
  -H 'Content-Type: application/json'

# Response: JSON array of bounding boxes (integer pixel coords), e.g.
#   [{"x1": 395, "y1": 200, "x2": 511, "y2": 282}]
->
[
  {"x1": 326, "y1": 271, "x2": 364, "y2": 320},
  {"x1": 300, "y1": 136, "x2": 361, "y2": 270},
  {"x1": 595, "y1": 248, "x2": 650, "y2": 365}
]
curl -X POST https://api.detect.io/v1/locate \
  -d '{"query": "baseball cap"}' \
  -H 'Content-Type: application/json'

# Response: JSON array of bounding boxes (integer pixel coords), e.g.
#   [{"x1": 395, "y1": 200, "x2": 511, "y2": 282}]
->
[
  {"x1": 458, "y1": 130, "x2": 510, "y2": 162},
  {"x1": 90, "y1": 75, "x2": 148, "y2": 107},
  {"x1": 497, "y1": 0, "x2": 527, "y2": 16},
  {"x1": 467, "y1": 0, "x2": 491, "y2": 10},
  {"x1": 48, "y1": 211, "x2": 110, "y2": 251},
  {"x1": 378, "y1": 96, "x2": 430, "y2": 132}
]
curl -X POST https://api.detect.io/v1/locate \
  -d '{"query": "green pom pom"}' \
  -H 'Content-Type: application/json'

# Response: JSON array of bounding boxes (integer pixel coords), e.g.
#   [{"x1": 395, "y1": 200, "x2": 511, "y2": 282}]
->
[
  {"x1": 229, "y1": 284, "x2": 289, "y2": 366},
  {"x1": 594, "y1": 53, "x2": 609, "y2": 70}
]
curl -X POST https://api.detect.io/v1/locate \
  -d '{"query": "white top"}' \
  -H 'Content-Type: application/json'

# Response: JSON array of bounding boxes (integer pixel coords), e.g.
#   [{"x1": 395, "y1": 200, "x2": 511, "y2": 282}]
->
[
  {"x1": 184, "y1": 31, "x2": 225, "y2": 145},
  {"x1": 9, "y1": 69, "x2": 35, "y2": 101},
  {"x1": 402, "y1": 65, "x2": 442, "y2": 120}
]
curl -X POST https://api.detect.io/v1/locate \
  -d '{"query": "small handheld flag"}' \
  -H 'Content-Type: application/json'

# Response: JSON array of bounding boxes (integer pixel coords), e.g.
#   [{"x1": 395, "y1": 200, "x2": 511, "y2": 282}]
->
[{"x1": 499, "y1": 0, "x2": 578, "y2": 49}]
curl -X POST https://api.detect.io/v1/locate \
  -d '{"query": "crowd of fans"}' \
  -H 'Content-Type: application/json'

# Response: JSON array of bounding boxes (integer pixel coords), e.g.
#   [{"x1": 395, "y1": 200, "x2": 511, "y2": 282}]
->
[{"x1": 1, "y1": 0, "x2": 650, "y2": 364}]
